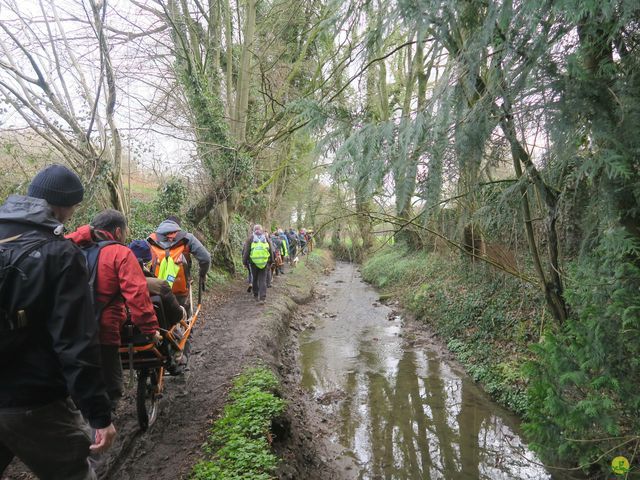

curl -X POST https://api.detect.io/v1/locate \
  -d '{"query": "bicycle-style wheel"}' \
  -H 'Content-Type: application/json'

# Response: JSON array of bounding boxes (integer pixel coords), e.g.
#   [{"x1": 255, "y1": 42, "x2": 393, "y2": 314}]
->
[{"x1": 136, "y1": 367, "x2": 161, "y2": 431}]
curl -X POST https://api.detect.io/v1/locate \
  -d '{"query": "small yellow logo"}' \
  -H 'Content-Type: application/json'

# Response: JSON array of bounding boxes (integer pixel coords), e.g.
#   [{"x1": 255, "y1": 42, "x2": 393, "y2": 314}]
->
[{"x1": 611, "y1": 456, "x2": 630, "y2": 475}]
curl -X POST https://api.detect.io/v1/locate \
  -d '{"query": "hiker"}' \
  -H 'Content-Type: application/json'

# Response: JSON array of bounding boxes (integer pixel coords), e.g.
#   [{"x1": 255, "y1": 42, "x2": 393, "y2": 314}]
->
[
  {"x1": 241, "y1": 224, "x2": 254, "y2": 293},
  {"x1": 287, "y1": 228, "x2": 298, "y2": 263},
  {"x1": 129, "y1": 240, "x2": 186, "y2": 330},
  {"x1": 0, "y1": 164, "x2": 116, "y2": 479},
  {"x1": 243, "y1": 224, "x2": 273, "y2": 304},
  {"x1": 271, "y1": 231, "x2": 286, "y2": 275},
  {"x1": 307, "y1": 229, "x2": 314, "y2": 252},
  {"x1": 67, "y1": 210, "x2": 161, "y2": 411},
  {"x1": 298, "y1": 228, "x2": 308, "y2": 255},
  {"x1": 129, "y1": 240, "x2": 188, "y2": 374},
  {"x1": 277, "y1": 228, "x2": 289, "y2": 264},
  {"x1": 147, "y1": 216, "x2": 211, "y2": 313},
  {"x1": 266, "y1": 232, "x2": 274, "y2": 288}
]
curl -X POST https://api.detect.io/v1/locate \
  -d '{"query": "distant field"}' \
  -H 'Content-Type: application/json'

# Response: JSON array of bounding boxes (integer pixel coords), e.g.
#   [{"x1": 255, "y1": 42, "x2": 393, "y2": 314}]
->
[{"x1": 127, "y1": 172, "x2": 159, "y2": 201}]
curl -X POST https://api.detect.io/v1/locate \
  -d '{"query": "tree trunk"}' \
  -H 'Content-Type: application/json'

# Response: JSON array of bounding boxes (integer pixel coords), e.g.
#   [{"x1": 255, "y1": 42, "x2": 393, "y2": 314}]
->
[
  {"x1": 233, "y1": 0, "x2": 256, "y2": 142},
  {"x1": 210, "y1": 200, "x2": 235, "y2": 273},
  {"x1": 500, "y1": 111, "x2": 567, "y2": 324}
]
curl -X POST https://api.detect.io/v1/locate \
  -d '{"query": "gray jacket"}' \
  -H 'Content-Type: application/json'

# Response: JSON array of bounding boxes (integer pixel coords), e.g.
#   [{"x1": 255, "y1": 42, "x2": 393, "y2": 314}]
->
[{"x1": 153, "y1": 220, "x2": 211, "y2": 275}]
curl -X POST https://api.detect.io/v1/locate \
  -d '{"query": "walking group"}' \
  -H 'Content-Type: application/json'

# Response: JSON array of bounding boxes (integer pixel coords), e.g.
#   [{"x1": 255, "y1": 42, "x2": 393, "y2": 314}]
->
[
  {"x1": 0, "y1": 165, "x2": 211, "y2": 479},
  {"x1": 242, "y1": 224, "x2": 313, "y2": 303}
]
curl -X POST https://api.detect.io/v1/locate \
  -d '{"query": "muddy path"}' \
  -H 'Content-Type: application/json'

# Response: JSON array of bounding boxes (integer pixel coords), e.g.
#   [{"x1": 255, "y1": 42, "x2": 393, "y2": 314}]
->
[{"x1": 3, "y1": 253, "x2": 336, "y2": 480}]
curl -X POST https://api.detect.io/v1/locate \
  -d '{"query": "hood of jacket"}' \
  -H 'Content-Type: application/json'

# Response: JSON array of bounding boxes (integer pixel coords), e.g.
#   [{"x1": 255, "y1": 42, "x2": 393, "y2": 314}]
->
[
  {"x1": 0, "y1": 195, "x2": 64, "y2": 236},
  {"x1": 252, "y1": 233, "x2": 267, "y2": 243},
  {"x1": 156, "y1": 220, "x2": 182, "y2": 236}
]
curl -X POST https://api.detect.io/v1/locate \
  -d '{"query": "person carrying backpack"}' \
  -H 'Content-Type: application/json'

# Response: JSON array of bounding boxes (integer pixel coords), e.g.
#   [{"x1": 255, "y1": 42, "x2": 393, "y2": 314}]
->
[
  {"x1": 147, "y1": 216, "x2": 211, "y2": 313},
  {"x1": 287, "y1": 228, "x2": 298, "y2": 263},
  {"x1": 298, "y1": 228, "x2": 308, "y2": 255},
  {"x1": 270, "y1": 231, "x2": 286, "y2": 275},
  {"x1": 0, "y1": 164, "x2": 116, "y2": 480},
  {"x1": 242, "y1": 224, "x2": 273, "y2": 304},
  {"x1": 66, "y1": 210, "x2": 161, "y2": 411},
  {"x1": 277, "y1": 228, "x2": 289, "y2": 265},
  {"x1": 129, "y1": 240, "x2": 187, "y2": 375},
  {"x1": 128, "y1": 240, "x2": 185, "y2": 330}
]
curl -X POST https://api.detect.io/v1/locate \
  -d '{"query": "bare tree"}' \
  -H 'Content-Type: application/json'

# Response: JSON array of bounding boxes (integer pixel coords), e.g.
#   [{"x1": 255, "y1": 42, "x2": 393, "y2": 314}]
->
[{"x1": 0, "y1": 0, "x2": 127, "y2": 212}]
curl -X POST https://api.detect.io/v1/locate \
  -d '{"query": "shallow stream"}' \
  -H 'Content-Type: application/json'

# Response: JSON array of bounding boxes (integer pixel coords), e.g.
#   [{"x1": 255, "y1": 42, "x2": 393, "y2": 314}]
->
[{"x1": 299, "y1": 262, "x2": 551, "y2": 480}]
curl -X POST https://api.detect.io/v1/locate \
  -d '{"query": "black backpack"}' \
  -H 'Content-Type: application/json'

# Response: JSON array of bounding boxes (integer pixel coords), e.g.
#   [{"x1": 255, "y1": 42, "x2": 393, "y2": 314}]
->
[
  {"x1": 81, "y1": 240, "x2": 119, "y2": 322},
  {"x1": 0, "y1": 233, "x2": 49, "y2": 356}
]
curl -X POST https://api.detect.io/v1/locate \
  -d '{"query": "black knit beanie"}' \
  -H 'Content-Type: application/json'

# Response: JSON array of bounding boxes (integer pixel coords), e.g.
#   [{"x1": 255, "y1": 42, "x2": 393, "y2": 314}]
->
[{"x1": 27, "y1": 164, "x2": 84, "y2": 206}]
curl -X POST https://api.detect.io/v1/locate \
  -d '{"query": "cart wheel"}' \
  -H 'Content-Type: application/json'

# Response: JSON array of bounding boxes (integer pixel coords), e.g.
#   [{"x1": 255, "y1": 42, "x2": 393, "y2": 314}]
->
[{"x1": 136, "y1": 368, "x2": 160, "y2": 431}]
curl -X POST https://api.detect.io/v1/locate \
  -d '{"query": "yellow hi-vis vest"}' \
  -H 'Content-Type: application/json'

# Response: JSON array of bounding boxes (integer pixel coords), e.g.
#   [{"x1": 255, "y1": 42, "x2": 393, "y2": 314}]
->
[
  {"x1": 157, "y1": 254, "x2": 181, "y2": 287},
  {"x1": 250, "y1": 241, "x2": 270, "y2": 269}
]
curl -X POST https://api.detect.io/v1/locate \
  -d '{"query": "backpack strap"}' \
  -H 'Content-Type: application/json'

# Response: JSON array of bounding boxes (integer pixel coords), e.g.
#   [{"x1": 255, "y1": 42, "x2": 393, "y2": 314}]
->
[{"x1": 84, "y1": 240, "x2": 121, "y2": 322}]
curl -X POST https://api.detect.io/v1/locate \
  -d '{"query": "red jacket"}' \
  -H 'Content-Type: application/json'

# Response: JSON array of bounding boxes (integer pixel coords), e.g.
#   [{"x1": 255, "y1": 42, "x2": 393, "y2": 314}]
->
[{"x1": 66, "y1": 225, "x2": 159, "y2": 345}]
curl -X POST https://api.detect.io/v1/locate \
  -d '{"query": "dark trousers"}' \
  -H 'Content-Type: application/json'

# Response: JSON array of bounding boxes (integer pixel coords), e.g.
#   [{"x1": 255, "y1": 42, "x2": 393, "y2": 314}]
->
[
  {"x1": 176, "y1": 294, "x2": 191, "y2": 317},
  {"x1": 250, "y1": 263, "x2": 268, "y2": 300},
  {"x1": 100, "y1": 345, "x2": 122, "y2": 413},
  {"x1": 0, "y1": 398, "x2": 95, "y2": 480}
]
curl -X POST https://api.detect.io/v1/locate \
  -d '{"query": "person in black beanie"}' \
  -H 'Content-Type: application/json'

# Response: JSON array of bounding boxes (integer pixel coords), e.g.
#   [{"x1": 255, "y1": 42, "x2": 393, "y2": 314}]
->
[{"x1": 0, "y1": 164, "x2": 116, "y2": 479}]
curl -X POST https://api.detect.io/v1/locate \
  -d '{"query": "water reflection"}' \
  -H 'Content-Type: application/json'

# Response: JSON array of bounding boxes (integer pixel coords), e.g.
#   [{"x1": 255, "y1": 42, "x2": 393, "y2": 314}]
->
[{"x1": 300, "y1": 263, "x2": 550, "y2": 480}]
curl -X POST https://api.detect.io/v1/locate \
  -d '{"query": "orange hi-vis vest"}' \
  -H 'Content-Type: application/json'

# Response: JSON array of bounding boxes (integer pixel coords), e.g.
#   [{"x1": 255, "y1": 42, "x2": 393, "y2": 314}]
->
[{"x1": 147, "y1": 231, "x2": 191, "y2": 296}]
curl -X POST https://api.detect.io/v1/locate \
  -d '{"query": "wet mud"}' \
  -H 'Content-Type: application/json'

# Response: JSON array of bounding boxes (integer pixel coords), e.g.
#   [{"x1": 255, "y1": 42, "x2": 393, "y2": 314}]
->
[{"x1": 2, "y1": 254, "x2": 337, "y2": 480}]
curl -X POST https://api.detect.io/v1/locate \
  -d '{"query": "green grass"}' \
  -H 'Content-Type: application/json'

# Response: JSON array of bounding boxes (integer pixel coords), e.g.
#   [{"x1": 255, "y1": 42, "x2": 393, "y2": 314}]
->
[
  {"x1": 362, "y1": 245, "x2": 546, "y2": 415},
  {"x1": 192, "y1": 366, "x2": 286, "y2": 480}
]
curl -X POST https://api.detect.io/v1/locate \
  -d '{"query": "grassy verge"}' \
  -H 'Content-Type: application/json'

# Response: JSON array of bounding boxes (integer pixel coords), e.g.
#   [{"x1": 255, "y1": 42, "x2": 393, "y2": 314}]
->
[
  {"x1": 192, "y1": 366, "x2": 286, "y2": 480},
  {"x1": 279, "y1": 249, "x2": 332, "y2": 300},
  {"x1": 361, "y1": 245, "x2": 547, "y2": 415}
]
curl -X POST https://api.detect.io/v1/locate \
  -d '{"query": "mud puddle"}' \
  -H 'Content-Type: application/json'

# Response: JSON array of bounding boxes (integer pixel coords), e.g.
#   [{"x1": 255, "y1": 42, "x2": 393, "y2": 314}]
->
[{"x1": 298, "y1": 262, "x2": 551, "y2": 480}]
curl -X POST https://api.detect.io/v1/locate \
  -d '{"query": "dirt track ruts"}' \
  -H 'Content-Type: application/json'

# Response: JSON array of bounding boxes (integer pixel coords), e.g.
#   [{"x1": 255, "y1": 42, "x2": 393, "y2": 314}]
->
[{"x1": 3, "y1": 254, "x2": 333, "y2": 480}]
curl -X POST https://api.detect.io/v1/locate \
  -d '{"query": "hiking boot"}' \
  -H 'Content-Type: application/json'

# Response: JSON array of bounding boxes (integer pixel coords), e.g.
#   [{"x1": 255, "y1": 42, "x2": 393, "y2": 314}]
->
[
  {"x1": 167, "y1": 363, "x2": 184, "y2": 376},
  {"x1": 247, "y1": 285, "x2": 252, "y2": 293},
  {"x1": 259, "y1": 299, "x2": 266, "y2": 305}
]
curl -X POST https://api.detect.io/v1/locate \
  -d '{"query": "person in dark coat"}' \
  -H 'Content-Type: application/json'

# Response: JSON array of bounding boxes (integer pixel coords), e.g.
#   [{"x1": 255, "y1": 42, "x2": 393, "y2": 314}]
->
[
  {"x1": 270, "y1": 231, "x2": 285, "y2": 276},
  {"x1": 0, "y1": 164, "x2": 116, "y2": 480}
]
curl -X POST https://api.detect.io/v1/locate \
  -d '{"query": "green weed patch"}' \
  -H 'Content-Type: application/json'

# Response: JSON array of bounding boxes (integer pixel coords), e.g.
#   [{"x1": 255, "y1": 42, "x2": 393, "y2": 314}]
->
[{"x1": 192, "y1": 366, "x2": 286, "y2": 480}]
